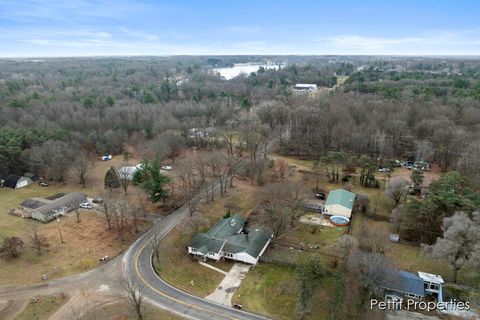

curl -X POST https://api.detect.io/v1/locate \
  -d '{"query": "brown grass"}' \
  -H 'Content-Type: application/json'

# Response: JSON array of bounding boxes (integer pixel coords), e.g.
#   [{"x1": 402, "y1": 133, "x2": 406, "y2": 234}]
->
[
  {"x1": 15, "y1": 294, "x2": 67, "y2": 320},
  {"x1": 0, "y1": 208, "x2": 132, "y2": 286}
]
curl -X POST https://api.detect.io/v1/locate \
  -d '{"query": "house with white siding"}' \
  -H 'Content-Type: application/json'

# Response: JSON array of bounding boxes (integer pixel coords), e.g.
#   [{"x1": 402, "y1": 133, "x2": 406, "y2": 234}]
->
[{"x1": 187, "y1": 214, "x2": 271, "y2": 265}]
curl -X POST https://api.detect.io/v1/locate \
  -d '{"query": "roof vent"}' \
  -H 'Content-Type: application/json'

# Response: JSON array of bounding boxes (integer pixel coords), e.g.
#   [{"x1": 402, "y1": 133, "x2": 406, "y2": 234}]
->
[{"x1": 230, "y1": 219, "x2": 236, "y2": 227}]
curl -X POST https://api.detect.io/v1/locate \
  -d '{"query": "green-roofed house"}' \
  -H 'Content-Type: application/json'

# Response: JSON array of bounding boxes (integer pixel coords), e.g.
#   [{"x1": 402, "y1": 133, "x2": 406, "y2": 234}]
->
[
  {"x1": 187, "y1": 214, "x2": 271, "y2": 265},
  {"x1": 323, "y1": 189, "x2": 356, "y2": 218}
]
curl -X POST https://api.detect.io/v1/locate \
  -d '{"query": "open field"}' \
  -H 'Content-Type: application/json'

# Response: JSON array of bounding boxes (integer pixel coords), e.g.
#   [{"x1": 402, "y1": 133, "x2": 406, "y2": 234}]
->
[
  {"x1": 14, "y1": 294, "x2": 67, "y2": 320},
  {"x1": 155, "y1": 178, "x2": 259, "y2": 297},
  {"x1": 232, "y1": 263, "x2": 337, "y2": 320}
]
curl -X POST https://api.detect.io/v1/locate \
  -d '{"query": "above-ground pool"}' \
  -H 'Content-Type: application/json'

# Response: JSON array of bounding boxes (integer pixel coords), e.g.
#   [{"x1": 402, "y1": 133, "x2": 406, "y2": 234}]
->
[{"x1": 329, "y1": 215, "x2": 350, "y2": 226}]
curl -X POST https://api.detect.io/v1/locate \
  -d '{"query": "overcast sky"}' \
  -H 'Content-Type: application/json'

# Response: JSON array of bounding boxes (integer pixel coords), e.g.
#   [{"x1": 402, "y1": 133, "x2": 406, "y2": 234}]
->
[{"x1": 0, "y1": 0, "x2": 479, "y2": 57}]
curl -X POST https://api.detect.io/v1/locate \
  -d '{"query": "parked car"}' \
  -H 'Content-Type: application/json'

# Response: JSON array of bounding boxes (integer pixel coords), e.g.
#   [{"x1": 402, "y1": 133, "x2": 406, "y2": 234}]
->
[
  {"x1": 79, "y1": 202, "x2": 93, "y2": 209},
  {"x1": 393, "y1": 160, "x2": 403, "y2": 167},
  {"x1": 404, "y1": 161, "x2": 415, "y2": 168},
  {"x1": 314, "y1": 192, "x2": 326, "y2": 200},
  {"x1": 101, "y1": 154, "x2": 112, "y2": 161},
  {"x1": 378, "y1": 167, "x2": 390, "y2": 172},
  {"x1": 38, "y1": 181, "x2": 49, "y2": 187},
  {"x1": 161, "y1": 165, "x2": 172, "y2": 171},
  {"x1": 92, "y1": 198, "x2": 104, "y2": 204}
]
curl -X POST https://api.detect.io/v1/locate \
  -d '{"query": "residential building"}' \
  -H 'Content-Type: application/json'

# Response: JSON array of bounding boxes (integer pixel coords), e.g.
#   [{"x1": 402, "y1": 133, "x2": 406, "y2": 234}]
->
[
  {"x1": 187, "y1": 214, "x2": 271, "y2": 265},
  {"x1": 380, "y1": 270, "x2": 444, "y2": 302},
  {"x1": 25, "y1": 192, "x2": 88, "y2": 222},
  {"x1": 323, "y1": 189, "x2": 356, "y2": 218}
]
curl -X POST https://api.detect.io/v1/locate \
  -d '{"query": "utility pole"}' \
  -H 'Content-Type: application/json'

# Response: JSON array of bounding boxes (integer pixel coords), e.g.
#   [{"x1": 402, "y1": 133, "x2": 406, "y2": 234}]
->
[{"x1": 56, "y1": 216, "x2": 64, "y2": 244}]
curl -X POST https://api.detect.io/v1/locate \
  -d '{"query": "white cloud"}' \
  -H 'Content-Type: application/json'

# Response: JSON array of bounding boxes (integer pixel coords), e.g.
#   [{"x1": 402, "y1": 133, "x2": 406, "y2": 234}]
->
[
  {"x1": 319, "y1": 28, "x2": 480, "y2": 54},
  {"x1": 325, "y1": 36, "x2": 424, "y2": 50}
]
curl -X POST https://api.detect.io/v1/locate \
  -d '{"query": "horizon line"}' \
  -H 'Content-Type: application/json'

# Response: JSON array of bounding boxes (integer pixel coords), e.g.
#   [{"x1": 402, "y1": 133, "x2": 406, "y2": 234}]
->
[{"x1": 2, "y1": 54, "x2": 480, "y2": 59}]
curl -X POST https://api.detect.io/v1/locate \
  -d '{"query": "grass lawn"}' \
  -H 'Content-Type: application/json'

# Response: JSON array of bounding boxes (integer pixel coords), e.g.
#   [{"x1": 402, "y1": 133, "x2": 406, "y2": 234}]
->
[
  {"x1": 233, "y1": 263, "x2": 337, "y2": 320},
  {"x1": 280, "y1": 223, "x2": 346, "y2": 252},
  {"x1": 15, "y1": 295, "x2": 67, "y2": 320},
  {"x1": 80, "y1": 302, "x2": 183, "y2": 320},
  {"x1": 155, "y1": 179, "x2": 258, "y2": 297},
  {"x1": 154, "y1": 228, "x2": 225, "y2": 297}
]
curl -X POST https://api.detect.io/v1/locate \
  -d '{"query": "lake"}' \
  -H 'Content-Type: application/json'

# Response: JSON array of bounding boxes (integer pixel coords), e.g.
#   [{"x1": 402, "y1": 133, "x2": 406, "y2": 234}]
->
[{"x1": 213, "y1": 63, "x2": 283, "y2": 80}]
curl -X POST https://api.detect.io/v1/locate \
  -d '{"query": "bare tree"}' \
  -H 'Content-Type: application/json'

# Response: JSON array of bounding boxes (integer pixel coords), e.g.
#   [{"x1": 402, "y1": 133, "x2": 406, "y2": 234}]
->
[
  {"x1": 385, "y1": 177, "x2": 408, "y2": 207},
  {"x1": 150, "y1": 231, "x2": 161, "y2": 267},
  {"x1": 73, "y1": 150, "x2": 93, "y2": 187},
  {"x1": 258, "y1": 181, "x2": 305, "y2": 241},
  {"x1": 457, "y1": 142, "x2": 480, "y2": 188},
  {"x1": 220, "y1": 130, "x2": 237, "y2": 157},
  {"x1": 122, "y1": 278, "x2": 145, "y2": 320},
  {"x1": 187, "y1": 193, "x2": 202, "y2": 217},
  {"x1": 424, "y1": 211, "x2": 480, "y2": 283},
  {"x1": 349, "y1": 250, "x2": 395, "y2": 293},
  {"x1": 117, "y1": 165, "x2": 131, "y2": 194},
  {"x1": 358, "y1": 224, "x2": 390, "y2": 254},
  {"x1": 28, "y1": 141, "x2": 74, "y2": 182},
  {"x1": 26, "y1": 222, "x2": 49, "y2": 256},
  {"x1": 336, "y1": 235, "x2": 359, "y2": 260},
  {"x1": 183, "y1": 212, "x2": 209, "y2": 235},
  {"x1": 205, "y1": 151, "x2": 223, "y2": 199}
]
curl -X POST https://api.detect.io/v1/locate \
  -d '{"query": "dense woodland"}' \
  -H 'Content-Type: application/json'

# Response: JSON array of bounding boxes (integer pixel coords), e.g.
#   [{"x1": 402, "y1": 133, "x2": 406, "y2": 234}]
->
[{"x1": 1, "y1": 56, "x2": 479, "y2": 181}]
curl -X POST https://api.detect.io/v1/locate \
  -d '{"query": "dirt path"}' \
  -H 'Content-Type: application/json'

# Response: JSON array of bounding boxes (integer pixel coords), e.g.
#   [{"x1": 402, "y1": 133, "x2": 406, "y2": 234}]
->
[
  {"x1": 0, "y1": 299, "x2": 26, "y2": 320},
  {"x1": 0, "y1": 256, "x2": 125, "y2": 320}
]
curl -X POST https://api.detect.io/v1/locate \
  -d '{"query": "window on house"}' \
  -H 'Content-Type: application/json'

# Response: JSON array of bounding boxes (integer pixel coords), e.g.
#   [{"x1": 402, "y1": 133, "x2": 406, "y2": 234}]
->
[{"x1": 429, "y1": 284, "x2": 439, "y2": 291}]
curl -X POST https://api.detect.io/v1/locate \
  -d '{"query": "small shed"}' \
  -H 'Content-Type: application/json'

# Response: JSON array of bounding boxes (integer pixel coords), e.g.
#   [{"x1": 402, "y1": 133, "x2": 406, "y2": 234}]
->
[{"x1": 4, "y1": 175, "x2": 33, "y2": 189}]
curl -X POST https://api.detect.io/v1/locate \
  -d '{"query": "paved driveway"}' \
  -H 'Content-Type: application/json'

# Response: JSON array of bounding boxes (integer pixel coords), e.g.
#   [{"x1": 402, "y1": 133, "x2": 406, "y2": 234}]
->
[{"x1": 206, "y1": 263, "x2": 251, "y2": 306}]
